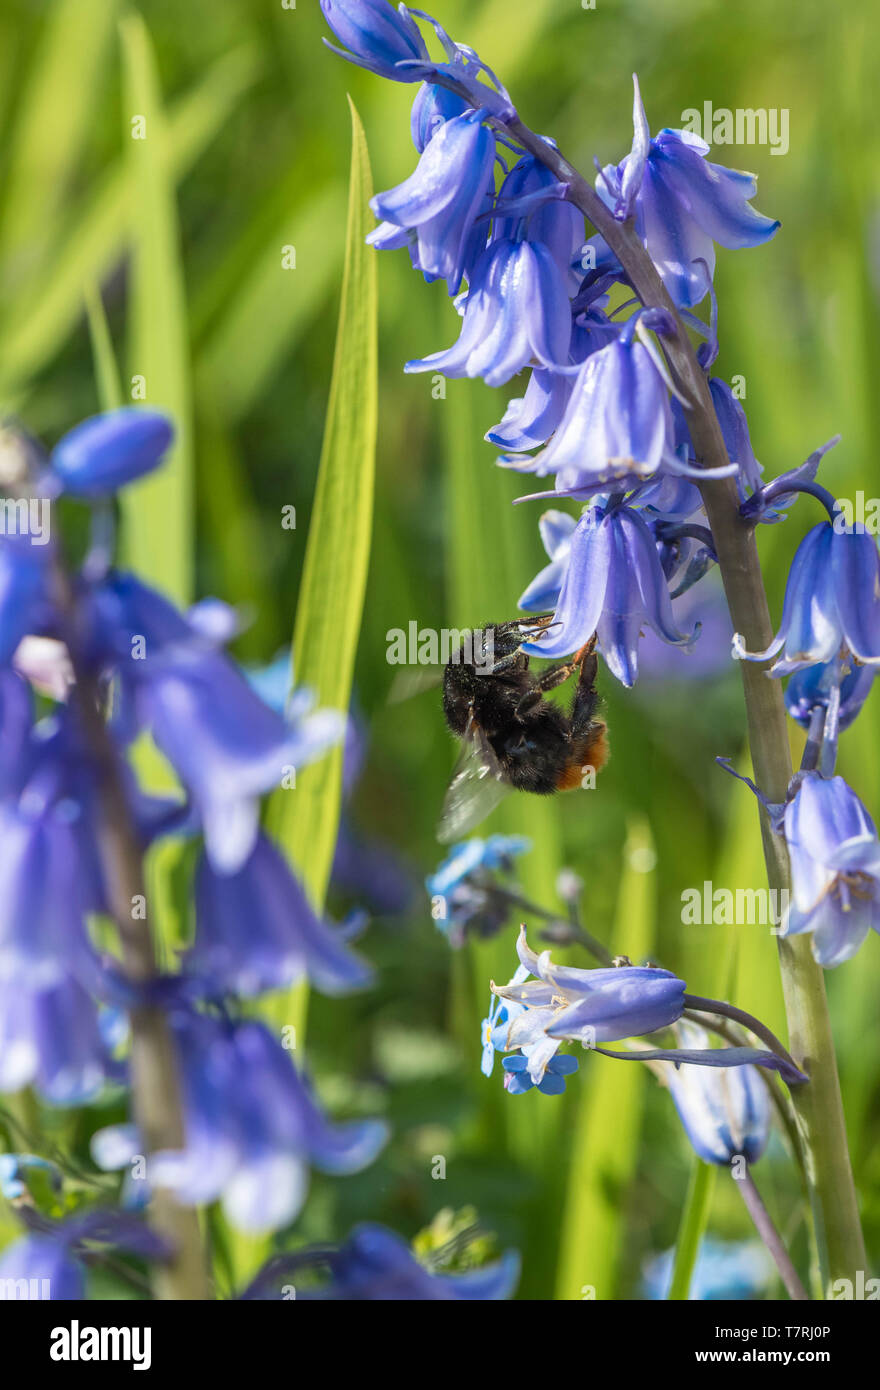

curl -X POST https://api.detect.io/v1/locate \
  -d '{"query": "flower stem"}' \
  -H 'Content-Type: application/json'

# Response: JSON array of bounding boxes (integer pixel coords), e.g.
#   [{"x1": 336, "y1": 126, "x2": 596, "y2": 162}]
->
[
  {"x1": 53, "y1": 560, "x2": 208, "y2": 1301},
  {"x1": 681, "y1": 994, "x2": 802, "y2": 1084},
  {"x1": 735, "y1": 1167, "x2": 809, "y2": 1301},
  {"x1": 433, "y1": 84, "x2": 867, "y2": 1291}
]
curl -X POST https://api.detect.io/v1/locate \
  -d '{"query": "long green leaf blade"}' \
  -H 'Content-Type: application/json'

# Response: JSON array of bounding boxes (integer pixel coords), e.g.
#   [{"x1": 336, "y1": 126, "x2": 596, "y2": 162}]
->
[{"x1": 267, "y1": 97, "x2": 377, "y2": 1016}]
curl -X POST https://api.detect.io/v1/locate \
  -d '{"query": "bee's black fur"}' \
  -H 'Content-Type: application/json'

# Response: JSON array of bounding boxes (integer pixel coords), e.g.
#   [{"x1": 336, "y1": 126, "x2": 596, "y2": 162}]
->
[{"x1": 442, "y1": 619, "x2": 603, "y2": 795}]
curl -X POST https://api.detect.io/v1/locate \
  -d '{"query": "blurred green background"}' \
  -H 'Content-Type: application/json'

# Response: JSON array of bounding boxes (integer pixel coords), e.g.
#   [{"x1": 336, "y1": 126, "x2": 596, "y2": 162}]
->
[{"x1": 0, "y1": 0, "x2": 877, "y2": 1299}]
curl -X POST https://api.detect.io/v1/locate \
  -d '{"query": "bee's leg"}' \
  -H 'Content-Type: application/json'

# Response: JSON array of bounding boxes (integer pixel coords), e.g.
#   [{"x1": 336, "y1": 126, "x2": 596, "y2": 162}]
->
[
  {"x1": 514, "y1": 688, "x2": 543, "y2": 720},
  {"x1": 534, "y1": 634, "x2": 598, "y2": 693},
  {"x1": 569, "y1": 649, "x2": 601, "y2": 732}
]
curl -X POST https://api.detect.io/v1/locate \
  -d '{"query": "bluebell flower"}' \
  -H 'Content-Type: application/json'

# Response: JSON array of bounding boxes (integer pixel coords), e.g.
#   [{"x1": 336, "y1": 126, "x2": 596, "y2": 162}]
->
[
  {"x1": 427, "y1": 835, "x2": 529, "y2": 946},
  {"x1": 0, "y1": 1211, "x2": 167, "y2": 1300},
  {"x1": 665, "y1": 1022, "x2": 770, "y2": 1165},
  {"x1": 488, "y1": 928, "x2": 686, "y2": 1086},
  {"x1": 487, "y1": 313, "x2": 617, "y2": 455},
  {"x1": 243, "y1": 1223, "x2": 520, "y2": 1301},
  {"x1": 185, "y1": 833, "x2": 372, "y2": 998},
  {"x1": 781, "y1": 772, "x2": 880, "y2": 966},
  {"x1": 321, "y1": 0, "x2": 429, "y2": 81},
  {"x1": 643, "y1": 1238, "x2": 773, "y2": 1301},
  {"x1": 504, "y1": 326, "x2": 737, "y2": 498},
  {"x1": 0, "y1": 535, "x2": 53, "y2": 666},
  {"x1": 520, "y1": 499, "x2": 697, "y2": 686},
  {"x1": 599, "y1": 78, "x2": 779, "y2": 307},
  {"x1": 492, "y1": 152, "x2": 585, "y2": 290},
  {"x1": 405, "y1": 237, "x2": 571, "y2": 387},
  {"x1": 410, "y1": 82, "x2": 469, "y2": 151},
  {"x1": 786, "y1": 656, "x2": 874, "y2": 734},
  {"x1": 480, "y1": 964, "x2": 528, "y2": 1077},
  {"x1": 370, "y1": 109, "x2": 495, "y2": 295},
  {"x1": 734, "y1": 522, "x2": 880, "y2": 675},
  {"x1": 94, "y1": 1011, "x2": 388, "y2": 1234},
  {"x1": 91, "y1": 573, "x2": 344, "y2": 872},
  {"x1": 49, "y1": 410, "x2": 173, "y2": 499},
  {"x1": 0, "y1": 975, "x2": 114, "y2": 1104},
  {"x1": 673, "y1": 380, "x2": 763, "y2": 502}
]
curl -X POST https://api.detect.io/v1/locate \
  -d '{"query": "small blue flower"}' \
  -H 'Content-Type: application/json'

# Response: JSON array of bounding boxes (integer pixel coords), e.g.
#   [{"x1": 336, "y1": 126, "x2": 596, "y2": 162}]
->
[
  {"x1": 0, "y1": 975, "x2": 114, "y2": 1104},
  {"x1": 428, "y1": 835, "x2": 529, "y2": 945},
  {"x1": 185, "y1": 832, "x2": 372, "y2": 998},
  {"x1": 643, "y1": 1238, "x2": 773, "y2": 1301},
  {"x1": 0, "y1": 535, "x2": 53, "y2": 667},
  {"x1": 520, "y1": 499, "x2": 697, "y2": 687},
  {"x1": 665, "y1": 1022, "x2": 770, "y2": 1165},
  {"x1": 243, "y1": 1223, "x2": 520, "y2": 1301},
  {"x1": 94, "y1": 1011, "x2": 388, "y2": 1234},
  {"x1": 599, "y1": 77, "x2": 780, "y2": 307},
  {"x1": 410, "y1": 82, "x2": 469, "y2": 151},
  {"x1": 734, "y1": 522, "x2": 880, "y2": 675},
  {"x1": 785, "y1": 656, "x2": 874, "y2": 734},
  {"x1": 505, "y1": 325, "x2": 737, "y2": 499},
  {"x1": 405, "y1": 237, "x2": 571, "y2": 387},
  {"x1": 487, "y1": 313, "x2": 617, "y2": 455},
  {"x1": 489, "y1": 928, "x2": 687, "y2": 1087},
  {"x1": 502, "y1": 1051, "x2": 579, "y2": 1096},
  {"x1": 370, "y1": 109, "x2": 495, "y2": 295},
  {"x1": 49, "y1": 410, "x2": 173, "y2": 499},
  {"x1": 321, "y1": 0, "x2": 429, "y2": 81},
  {"x1": 91, "y1": 573, "x2": 344, "y2": 872},
  {"x1": 0, "y1": 1211, "x2": 167, "y2": 1300},
  {"x1": 781, "y1": 772, "x2": 880, "y2": 966}
]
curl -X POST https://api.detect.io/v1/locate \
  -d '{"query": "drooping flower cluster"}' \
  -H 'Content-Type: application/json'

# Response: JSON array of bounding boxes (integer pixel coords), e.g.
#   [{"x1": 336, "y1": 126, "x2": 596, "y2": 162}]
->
[
  {"x1": 323, "y1": 2, "x2": 880, "y2": 980},
  {"x1": 0, "y1": 409, "x2": 389, "y2": 1258},
  {"x1": 322, "y1": 2, "x2": 780, "y2": 689}
]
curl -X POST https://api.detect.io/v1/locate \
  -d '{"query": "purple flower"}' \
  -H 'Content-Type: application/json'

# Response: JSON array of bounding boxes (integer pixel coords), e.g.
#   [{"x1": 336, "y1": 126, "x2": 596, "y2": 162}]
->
[
  {"x1": 786, "y1": 657, "x2": 874, "y2": 734},
  {"x1": 405, "y1": 237, "x2": 571, "y2": 387},
  {"x1": 489, "y1": 928, "x2": 686, "y2": 1085},
  {"x1": 492, "y1": 152, "x2": 585, "y2": 290},
  {"x1": 520, "y1": 500, "x2": 698, "y2": 686},
  {"x1": 734, "y1": 522, "x2": 880, "y2": 675},
  {"x1": 427, "y1": 834, "x2": 529, "y2": 946},
  {"x1": 665, "y1": 1022, "x2": 770, "y2": 1165},
  {"x1": 487, "y1": 313, "x2": 617, "y2": 454},
  {"x1": 369, "y1": 109, "x2": 495, "y2": 295},
  {"x1": 0, "y1": 975, "x2": 113, "y2": 1104},
  {"x1": 321, "y1": 0, "x2": 429, "y2": 81},
  {"x1": 781, "y1": 773, "x2": 880, "y2": 966},
  {"x1": 505, "y1": 328, "x2": 736, "y2": 498},
  {"x1": 243, "y1": 1223, "x2": 520, "y2": 1301},
  {"x1": 95, "y1": 1011, "x2": 388, "y2": 1233},
  {"x1": 49, "y1": 410, "x2": 173, "y2": 499},
  {"x1": 410, "y1": 82, "x2": 469, "y2": 151},
  {"x1": 91, "y1": 573, "x2": 344, "y2": 872},
  {"x1": 599, "y1": 78, "x2": 779, "y2": 307},
  {"x1": 185, "y1": 833, "x2": 372, "y2": 998},
  {"x1": 0, "y1": 1211, "x2": 167, "y2": 1300},
  {"x1": 0, "y1": 536, "x2": 53, "y2": 666}
]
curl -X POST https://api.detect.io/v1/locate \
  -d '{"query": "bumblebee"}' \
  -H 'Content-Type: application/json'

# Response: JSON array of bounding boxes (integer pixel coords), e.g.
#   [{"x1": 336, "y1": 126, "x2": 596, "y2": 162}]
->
[{"x1": 437, "y1": 615, "x2": 608, "y2": 842}]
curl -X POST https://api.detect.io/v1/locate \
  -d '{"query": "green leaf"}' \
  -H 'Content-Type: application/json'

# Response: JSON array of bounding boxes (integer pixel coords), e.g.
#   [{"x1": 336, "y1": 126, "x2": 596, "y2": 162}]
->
[
  {"x1": 0, "y1": 0, "x2": 118, "y2": 293},
  {"x1": 84, "y1": 282, "x2": 123, "y2": 412},
  {"x1": 667, "y1": 1159, "x2": 717, "y2": 1300},
  {"x1": 554, "y1": 819, "x2": 656, "y2": 1300},
  {"x1": 119, "y1": 11, "x2": 193, "y2": 606},
  {"x1": 0, "y1": 44, "x2": 258, "y2": 405},
  {"x1": 266, "y1": 96, "x2": 377, "y2": 1033}
]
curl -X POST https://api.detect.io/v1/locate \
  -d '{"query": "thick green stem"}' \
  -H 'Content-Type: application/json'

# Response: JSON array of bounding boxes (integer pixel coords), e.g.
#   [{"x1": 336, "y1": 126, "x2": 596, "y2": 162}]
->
[{"x1": 434, "y1": 92, "x2": 866, "y2": 1291}]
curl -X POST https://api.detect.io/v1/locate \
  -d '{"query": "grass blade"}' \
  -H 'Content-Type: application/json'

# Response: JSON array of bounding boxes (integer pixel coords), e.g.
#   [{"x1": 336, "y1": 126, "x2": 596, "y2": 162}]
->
[
  {"x1": 266, "y1": 97, "x2": 377, "y2": 1029},
  {"x1": 120, "y1": 11, "x2": 193, "y2": 605},
  {"x1": 667, "y1": 1159, "x2": 717, "y2": 1300}
]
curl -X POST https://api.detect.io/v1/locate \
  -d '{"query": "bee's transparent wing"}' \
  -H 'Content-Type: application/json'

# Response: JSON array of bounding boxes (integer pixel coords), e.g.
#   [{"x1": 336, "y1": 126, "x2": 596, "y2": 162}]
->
[{"x1": 436, "y1": 718, "x2": 509, "y2": 844}]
